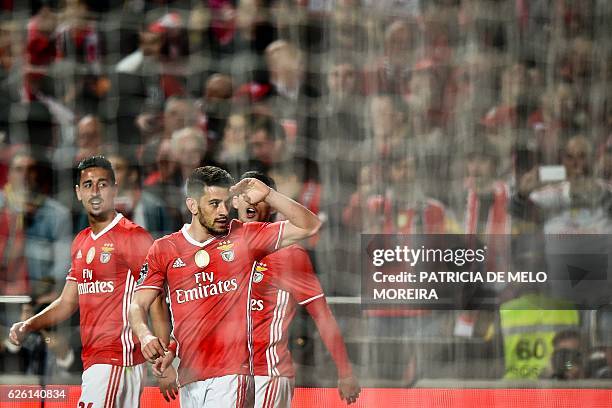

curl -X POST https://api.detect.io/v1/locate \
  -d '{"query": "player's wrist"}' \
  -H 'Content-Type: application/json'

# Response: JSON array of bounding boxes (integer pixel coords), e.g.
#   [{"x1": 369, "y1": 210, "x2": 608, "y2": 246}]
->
[
  {"x1": 139, "y1": 331, "x2": 156, "y2": 344},
  {"x1": 263, "y1": 187, "x2": 277, "y2": 204},
  {"x1": 21, "y1": 320, "x2": 34, "y2": 334},
  {"x1": 337, "y1": 366, "x2": 354, "y2": 380}
]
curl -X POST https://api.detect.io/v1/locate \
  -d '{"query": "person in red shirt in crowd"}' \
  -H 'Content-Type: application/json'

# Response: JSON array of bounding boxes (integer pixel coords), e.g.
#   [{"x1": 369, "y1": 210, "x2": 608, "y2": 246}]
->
[
  {"x1": 9, "y1": 155, "x2": 168, "y2": 407},
  {"x1": 129, "y1": 166, "x2": 321, "y2": 407},
  {"x1": 24, "y1": 1, "x2": 57, "y2": 101}
]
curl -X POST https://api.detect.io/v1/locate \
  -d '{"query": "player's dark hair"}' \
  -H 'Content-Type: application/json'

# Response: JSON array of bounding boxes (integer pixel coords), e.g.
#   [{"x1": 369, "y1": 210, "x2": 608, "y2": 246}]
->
[
  {"x1": 186, "y1": 166, "x2": 234, "y2": 199},
  {"x1": 240, "y1": 171, "x2": 276, "y2": 190},
  {"x1": 76, "y1": 155, "x2": 115, "y2": 185}
]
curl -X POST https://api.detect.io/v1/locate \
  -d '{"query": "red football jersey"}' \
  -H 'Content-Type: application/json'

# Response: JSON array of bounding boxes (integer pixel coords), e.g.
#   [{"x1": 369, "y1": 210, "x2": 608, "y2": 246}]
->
[
  {"x1": 136, "y1": 220, "x2": 287, "y2": 386},
  {"x1": 250, "y1": 245, "x2": 323, "y2": 377},
  {"x1": 66, "y1": 213, "x2": 153, "y2": 370}
]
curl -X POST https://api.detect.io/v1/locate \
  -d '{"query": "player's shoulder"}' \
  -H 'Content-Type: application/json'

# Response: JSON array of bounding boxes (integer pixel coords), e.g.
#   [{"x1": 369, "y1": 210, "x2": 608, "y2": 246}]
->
[
  {"x1": 264, "y1": 244, "x2": 310, "y2": 264},
  {"x1": 150, "y1": 229, "x2": 184, "y2": 252},
  {"x1": 230, "y1": 219, "x2": 283, "y2": 235},
  {"x1": 73, "y1": 227, "x2": 92, "y2": 244},
  {"x1": 278, "y1": 244, "x2": 308, "y2": 258},
  {"x1": 227, "y1": 219, "x2": 246, "y2": 234},
  {"x1": 226, "y1": 219, "x2": 262, "y2": 238},
  {"x1": 117, "y1": 216, "x2": 147, "y2": 234},
  {"x1": 115, "y1": 216, "x2": 154, "y2": 241}
]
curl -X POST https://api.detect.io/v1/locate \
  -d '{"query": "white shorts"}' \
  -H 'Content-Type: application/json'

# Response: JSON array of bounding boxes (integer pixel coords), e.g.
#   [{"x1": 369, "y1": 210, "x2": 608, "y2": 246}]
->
[
  {"x1": 179, "y1": 374, "x2": 254, "y2": 408},
  {"x1": 79, "y1": 363, "x2": 145, "y2": 408},
  {"x1": 254, "y1": 376, "x2": 294, "y2": 408}
]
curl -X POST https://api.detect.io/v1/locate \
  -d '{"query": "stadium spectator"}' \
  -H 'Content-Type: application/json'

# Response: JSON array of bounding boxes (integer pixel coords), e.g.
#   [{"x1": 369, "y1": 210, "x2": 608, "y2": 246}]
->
[
  {"x1": 106, "y1": 149, "x2": 174, "y2": 239},
  {"x1": 247, "y1": 112, "x2": 287, "y2": 169},
  {"x1": 217, "y1": 111, "x2": 249, "y2": 177},
  {"x1": 499, "y1": 246, "x2": 580, "y2": 381},
  {"x1": 512, "y1": 135, "x2": 612, "y2": 234},
  {"x1": 262, "y1": 39, "x2": 320, "y2": 156},
  {"x1": 542, "y1": 329, "x2": 584, "y2": 380},
  {"x1": 197, "y1": 73, "x2": 233, "y2": 158},
  {"x1": 0, "y1": 149, "x2": 71, "y2": 294},
  {"x1": 116, "y1": 28, "x2": 162, "y2": 75},
  {"x1": 24, "y1": 1, "x2": 57, "y2": 102},
  {"x1": 143, "y1": 138, "x2": 185, "y2": 232},
  {"x1": 170, "y1": 126, "x2": 208, "y2": 182},
  {"x1": 363, "y1": 19, "x2": 416, "y2": 96}
]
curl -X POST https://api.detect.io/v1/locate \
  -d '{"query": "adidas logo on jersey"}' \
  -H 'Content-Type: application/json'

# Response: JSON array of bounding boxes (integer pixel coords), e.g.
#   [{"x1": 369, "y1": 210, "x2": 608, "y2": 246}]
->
[{"x1": 173, "y1": 258, "x2": 186, "y2": 268}]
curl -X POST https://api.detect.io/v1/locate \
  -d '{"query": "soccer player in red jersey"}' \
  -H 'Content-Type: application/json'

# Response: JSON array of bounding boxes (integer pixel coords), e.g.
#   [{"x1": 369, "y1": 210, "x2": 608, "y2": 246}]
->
[
  {"x1": 9, "y1": 156, "x2": 167, "y2": 407},
  {"x1": 236, "y1": 171, "x2": 360, "y2": 407},
  {"x1": 129, "y1": 166, "x2": 321, "y2": 408}
]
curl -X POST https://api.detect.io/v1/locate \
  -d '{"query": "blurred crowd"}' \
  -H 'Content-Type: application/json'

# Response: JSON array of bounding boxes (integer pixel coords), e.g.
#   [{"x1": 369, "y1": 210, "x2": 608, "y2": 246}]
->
[{"x1": 1, "y1": 0, "x2": 612, "y2": 385}]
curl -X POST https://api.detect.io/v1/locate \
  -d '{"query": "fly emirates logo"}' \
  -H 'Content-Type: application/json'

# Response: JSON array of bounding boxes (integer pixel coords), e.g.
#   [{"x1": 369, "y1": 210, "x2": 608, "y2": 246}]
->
[
  {"x1": 78, "y1": 268, "x2": 115, "y2": 295},
  {"x1": 175, "y1": 271, "x2": 238, "y2": 304}
]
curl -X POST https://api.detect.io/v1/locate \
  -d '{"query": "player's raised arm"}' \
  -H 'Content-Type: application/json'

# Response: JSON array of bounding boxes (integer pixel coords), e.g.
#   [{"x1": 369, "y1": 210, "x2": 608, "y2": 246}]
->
[
  {"x1": 129, "y1": 288, "x2": 167, "y2": 362},
  {"x1": 9, "y1": 280, "x2": 79, "y2": 346},
  {"x1": 230, "y1": 177, "x2": 321, "y2": 247}
]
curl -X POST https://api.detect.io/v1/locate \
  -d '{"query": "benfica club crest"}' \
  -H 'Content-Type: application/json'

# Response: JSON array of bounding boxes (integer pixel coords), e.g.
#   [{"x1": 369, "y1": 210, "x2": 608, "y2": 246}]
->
[
  {"x1": 100, "y1": 252, "x2": 111, "y2": 264},
  {"x1": 253, "y1": 263, "x2": 267, "y2": 283},
  {"x1": 217, "y1": 241, "x2": 235, "y2": 262},
  {"x1": 100, "y1": 243, "x2": 114, "y2": 264}
]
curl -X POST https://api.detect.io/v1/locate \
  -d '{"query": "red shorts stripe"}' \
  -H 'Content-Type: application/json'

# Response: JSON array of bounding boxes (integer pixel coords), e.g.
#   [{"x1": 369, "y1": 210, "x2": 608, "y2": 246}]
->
[
  {"x1": 107, "y1": 366, "x2": 123, "y2": 408},
  {"x1": 235, "y1": 375, "x2": 244, "y2": 408},
  {"x1": 266, "y1": 378, "x2": 279, "y2": 408},
  {"x1": 103, "y1": 366, "x2": 117, "y2": 408}
]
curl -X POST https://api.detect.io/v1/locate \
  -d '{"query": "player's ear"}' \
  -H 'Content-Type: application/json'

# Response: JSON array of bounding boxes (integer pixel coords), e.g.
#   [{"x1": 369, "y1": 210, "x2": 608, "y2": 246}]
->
[
  {"x1": 75, "y1": 184, "x2": 82, "y2": 201},
  {"x1": 186, "y1": 197, "x2": 199, "y2": 215},
  {"x1": 231, "y1": 195, "x2": 239, "y2": 209}
]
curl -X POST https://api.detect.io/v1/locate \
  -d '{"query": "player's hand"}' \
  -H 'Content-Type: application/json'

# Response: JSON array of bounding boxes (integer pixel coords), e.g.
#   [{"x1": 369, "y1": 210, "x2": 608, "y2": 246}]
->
[
  {"x1": 8, "y1": 321, "x2": 31, "y2": 346},
  {"x1": 140, "y1": 334, "x2": 167, "y2": 362},
  {"x1": 230, "y1": 178, "x2": 271, "y2": 205},
  {"x1": 152, "y1": 349, "x2": 176, "y2": 377},
  {"x1": 338, "y1": 375, "x2": 360, "y2": 405},
  {"x1": 156, "y1": 363, "x2": 178, "y2": 402}
]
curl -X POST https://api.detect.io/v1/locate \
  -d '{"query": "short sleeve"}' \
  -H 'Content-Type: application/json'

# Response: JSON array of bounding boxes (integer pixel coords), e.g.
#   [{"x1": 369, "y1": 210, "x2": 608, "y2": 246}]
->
[
  {"x1": 271, "y1": 247, "x2": 324, "y2": 305},
  {"x1": 135, "y1": 240, "x2": 166, "y2": 292},
  {"x1": 66, "y1": 267, "x2": 77, "y2": 282},
  {"x1": 243, "y1": 221, "x2": 287, "y2": 260},
  {"x1": 66, "y1": 235, "x2": 81, "y2": 282}
]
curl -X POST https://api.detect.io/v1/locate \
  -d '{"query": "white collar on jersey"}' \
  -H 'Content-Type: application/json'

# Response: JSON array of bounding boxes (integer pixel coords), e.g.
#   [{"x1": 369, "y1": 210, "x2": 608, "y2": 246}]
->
[
  {"x1": 181, "y1": 224, "x2": 216, "y2": 248},
  {"x1": 90, "y1": 212, "x2": 123, "y2": 241}
]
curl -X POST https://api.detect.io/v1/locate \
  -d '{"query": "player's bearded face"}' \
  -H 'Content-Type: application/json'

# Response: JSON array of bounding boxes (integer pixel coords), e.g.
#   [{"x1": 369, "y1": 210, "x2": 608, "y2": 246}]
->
[{"x1": 196, "y1": 186, "x2": 230, "y2": 235}]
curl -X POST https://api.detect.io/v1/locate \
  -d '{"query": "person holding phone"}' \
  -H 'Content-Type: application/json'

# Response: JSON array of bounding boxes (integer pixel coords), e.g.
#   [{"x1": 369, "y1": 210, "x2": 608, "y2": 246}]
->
[{"x1": 511, "y1": 135, "x2": 612, "y2": 234}]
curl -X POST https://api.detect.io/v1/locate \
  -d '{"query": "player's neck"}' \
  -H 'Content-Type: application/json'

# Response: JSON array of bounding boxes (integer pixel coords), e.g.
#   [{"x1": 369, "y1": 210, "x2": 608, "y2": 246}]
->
[
  {"x1": 186, "y1": 221, "x2": 215, "y2": 243},
  {"x1": 89, "y1": 210, "x2": 118, "y2": 235}
]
